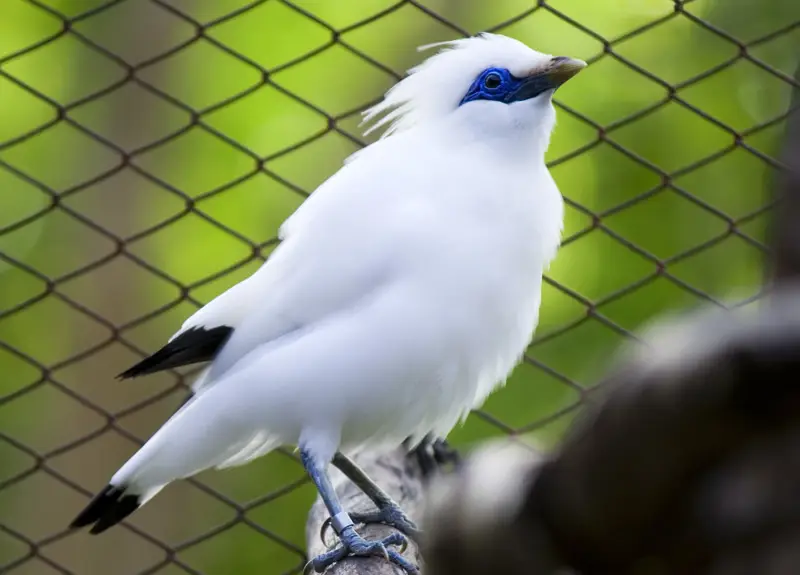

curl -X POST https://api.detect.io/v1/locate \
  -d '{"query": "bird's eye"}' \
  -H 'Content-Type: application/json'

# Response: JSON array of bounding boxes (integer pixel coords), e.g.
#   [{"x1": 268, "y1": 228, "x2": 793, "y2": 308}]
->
[{"x1": 483, "y1": 72, "x2": 502, "y2": 90}]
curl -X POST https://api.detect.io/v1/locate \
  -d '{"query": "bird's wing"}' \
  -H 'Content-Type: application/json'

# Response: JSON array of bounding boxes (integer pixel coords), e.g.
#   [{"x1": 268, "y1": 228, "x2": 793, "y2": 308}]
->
[
  {"x1": 205, "y1": 188, "x2": 411, "y2": 383},
  {"x1": 196, "y1": 132, "x2": 432, "y2": 391},
  {"x1": 117, "y1": 325, "x2": 232, "y2": 379},
  {"x1": 117, "y1": 269, "x2": 270, "y2": 379},
  {"x1": 117, "y1": 138, "x2": 406, "y2": 381},
  {"x1": 106, "y1": 275, "x2": 452, "y2": 497}
]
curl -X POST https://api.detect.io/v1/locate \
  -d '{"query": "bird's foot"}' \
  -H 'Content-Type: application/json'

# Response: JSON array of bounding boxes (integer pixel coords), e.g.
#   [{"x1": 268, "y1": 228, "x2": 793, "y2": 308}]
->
[
  {"x1": 430, "y1": 437, "x2": 461, "y2": 467},
  {"x1": 350, "y1": 504, "x2": 420, "y2": 539},
  {"x1": 320, "y1": 502, "x2": 419, "y2": 547},
  {"x1": 306, "y1": 525, "x2": 417, "y2": 574},
  {"x1": 409, "y1": 437, "x2": 461, "y2": 479}
]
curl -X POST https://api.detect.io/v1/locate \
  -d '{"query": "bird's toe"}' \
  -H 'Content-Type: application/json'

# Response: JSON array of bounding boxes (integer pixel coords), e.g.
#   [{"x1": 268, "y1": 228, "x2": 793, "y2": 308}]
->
[
  {"x1": 431, "y1": 438, "x2": 461, "y2": 468},
  {"x1": 409, "y1": 437, "x2": 461, "y2": 479},
  {"x1": 350, "y1": 505, "x2": 420, "y2": 539},
  {"x1": 308, "y1": 525, "x2": 417, "y2": 574}
]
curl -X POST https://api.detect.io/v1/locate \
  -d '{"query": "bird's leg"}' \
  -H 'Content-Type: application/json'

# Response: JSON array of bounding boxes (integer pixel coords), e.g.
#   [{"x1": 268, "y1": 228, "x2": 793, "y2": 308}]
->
[
  {"x1": 323, "y1": 436, "x2": 460, "y2": 543},
  {"x1": 331, "y1": 452, "x2": 419, "y2": 539},
  {"x1": 300, "y1": 447, "x2": 418, "y2": 575}
]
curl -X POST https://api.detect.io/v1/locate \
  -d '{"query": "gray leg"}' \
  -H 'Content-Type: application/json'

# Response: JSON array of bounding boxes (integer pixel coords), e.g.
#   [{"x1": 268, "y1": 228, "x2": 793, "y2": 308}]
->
[
  {"x1": 300, "y1": 447, "x2": 418, "y2": 574},
  {"x1": 332, "y1": 452, "x2": 419, "y2": 538}
]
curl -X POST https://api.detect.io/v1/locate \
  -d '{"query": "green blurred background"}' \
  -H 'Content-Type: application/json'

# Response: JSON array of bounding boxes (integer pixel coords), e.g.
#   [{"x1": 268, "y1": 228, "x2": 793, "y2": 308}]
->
[{"x1": 0, "y1": 0, "x2": 797, "y2": 573}]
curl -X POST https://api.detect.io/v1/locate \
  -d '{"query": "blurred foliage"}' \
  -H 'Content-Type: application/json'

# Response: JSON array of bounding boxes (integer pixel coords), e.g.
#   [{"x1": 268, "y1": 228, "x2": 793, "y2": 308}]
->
[{"x1": 0, "y1": 0, "x2": 797, "y2": 573}]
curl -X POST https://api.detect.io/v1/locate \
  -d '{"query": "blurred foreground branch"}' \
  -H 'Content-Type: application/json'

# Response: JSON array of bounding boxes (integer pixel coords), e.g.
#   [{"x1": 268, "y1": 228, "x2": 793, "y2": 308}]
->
[
  {"x1": 424, "y1": 284, "x2": 800, "y2": 575},
  {"x1": 424, "y1": 54, "x2": 800, "y2": 575},
  {"x1": 306, "y1": 448, "x2": 425, "y2": 574}
]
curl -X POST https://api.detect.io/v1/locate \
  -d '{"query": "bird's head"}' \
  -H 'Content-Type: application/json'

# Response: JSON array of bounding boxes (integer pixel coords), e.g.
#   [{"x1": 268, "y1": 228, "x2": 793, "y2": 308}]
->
[{"x1": 362, "y1": 34, "x2": 585, "y2": 148}]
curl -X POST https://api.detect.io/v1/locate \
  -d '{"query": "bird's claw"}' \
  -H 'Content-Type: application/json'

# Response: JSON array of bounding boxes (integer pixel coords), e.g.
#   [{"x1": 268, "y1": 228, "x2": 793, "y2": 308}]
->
[
  {"x1": 307, "y1": 525, "x2": 417, "y2": 574},
  {"x1": 319, "y1": 516, "x2": 338, "y2": 549},
  {"x1": 350, "y1": 505, "x2": 420, "y2": 540},
  {"x1": 319, "y1": 505, "x2": 420, "y2": 553},
  {"x1": 319, "y1": 503, "x2": 419, "y2": 547}
]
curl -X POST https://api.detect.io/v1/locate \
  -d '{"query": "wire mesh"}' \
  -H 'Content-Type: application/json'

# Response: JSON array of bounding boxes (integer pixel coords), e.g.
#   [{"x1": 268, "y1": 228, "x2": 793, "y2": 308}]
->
[{"x1": 0, "y1": 0, "x2": 796, "y2": 574}]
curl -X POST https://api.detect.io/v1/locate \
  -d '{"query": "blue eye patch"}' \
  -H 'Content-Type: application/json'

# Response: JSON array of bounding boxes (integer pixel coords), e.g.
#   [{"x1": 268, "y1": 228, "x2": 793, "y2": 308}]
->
[{"x1": 458, "y1": 67, "x2": 557, "y2": 107}]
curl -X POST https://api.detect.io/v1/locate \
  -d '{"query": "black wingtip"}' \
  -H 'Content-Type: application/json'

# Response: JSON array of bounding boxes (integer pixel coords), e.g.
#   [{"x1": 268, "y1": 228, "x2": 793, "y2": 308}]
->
[
  {"x1": 70, "y1": 485, "x2": 141, "y2": 535},
  {"x1": 116, "y1": 363, "x2": 149, "y2": 380},
  {"x1": 117, "y1": 325, "x2": 234, "y2": 380},
  {"x1": 117, "y1": 354, "x2": 168, "y2": 380}
]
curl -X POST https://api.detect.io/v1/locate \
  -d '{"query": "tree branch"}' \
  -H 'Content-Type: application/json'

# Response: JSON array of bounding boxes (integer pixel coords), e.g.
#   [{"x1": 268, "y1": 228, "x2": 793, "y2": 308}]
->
[{"x1": 423, "y1": 286, "x2": 800, "y2": 575}]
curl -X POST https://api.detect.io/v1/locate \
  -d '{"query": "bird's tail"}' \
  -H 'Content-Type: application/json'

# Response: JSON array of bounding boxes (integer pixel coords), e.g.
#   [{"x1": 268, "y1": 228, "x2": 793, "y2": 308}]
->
[
  {"x1": 69, "y1": 483, "x2": 163, "y2": 535},
  {"x1": 70, "y1": 371, "x2": 283, "y2": 535},
  {"x1": 70, "y1": 429, "x2": 277, "y2": 534}
]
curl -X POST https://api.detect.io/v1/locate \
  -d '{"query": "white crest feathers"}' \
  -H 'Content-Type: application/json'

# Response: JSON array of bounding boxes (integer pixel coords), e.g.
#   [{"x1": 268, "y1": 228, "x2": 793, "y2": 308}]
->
[{"x1": 361, "y1": 33, "x2": 553, "y2": 139}]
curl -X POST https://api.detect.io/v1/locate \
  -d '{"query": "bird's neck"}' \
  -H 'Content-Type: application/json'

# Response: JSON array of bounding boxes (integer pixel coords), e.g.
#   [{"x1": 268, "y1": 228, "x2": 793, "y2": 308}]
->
[{"x1": 443, "y1": 114, "x2": 553, "y2": 165}]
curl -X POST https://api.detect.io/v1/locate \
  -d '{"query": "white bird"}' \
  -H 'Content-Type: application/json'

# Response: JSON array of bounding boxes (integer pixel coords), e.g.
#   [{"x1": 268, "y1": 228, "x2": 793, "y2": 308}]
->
[
  {"x1": 70, "y1": 33, "x2": 584, "y2": 573},
  {"x1": 114, "y1": 226, "x2": 458, "y2": 475}
]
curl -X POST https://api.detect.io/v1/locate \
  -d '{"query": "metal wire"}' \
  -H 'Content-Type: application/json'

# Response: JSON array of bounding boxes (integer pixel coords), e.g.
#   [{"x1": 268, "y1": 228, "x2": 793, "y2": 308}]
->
[{"x1": 0, "y1": 0, "x2": 794, "y2": 573}]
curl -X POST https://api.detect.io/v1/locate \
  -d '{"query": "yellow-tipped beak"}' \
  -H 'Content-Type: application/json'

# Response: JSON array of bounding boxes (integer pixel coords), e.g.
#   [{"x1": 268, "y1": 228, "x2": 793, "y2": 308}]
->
[{"x1": 546, "y1": 56, "x2": 587, "y2": 87}]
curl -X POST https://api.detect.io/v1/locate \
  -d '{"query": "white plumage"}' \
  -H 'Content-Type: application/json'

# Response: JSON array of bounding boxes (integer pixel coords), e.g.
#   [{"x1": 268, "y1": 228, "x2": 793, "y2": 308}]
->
[{"x1": 72, "y1": 34, "x2": 584, "y2": 555}]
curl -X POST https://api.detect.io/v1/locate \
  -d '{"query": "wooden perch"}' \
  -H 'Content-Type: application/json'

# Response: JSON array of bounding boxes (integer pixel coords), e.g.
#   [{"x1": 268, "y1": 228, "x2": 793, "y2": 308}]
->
[{"x1": 306, "y1": 447, "x2": 426, "y2": 574}]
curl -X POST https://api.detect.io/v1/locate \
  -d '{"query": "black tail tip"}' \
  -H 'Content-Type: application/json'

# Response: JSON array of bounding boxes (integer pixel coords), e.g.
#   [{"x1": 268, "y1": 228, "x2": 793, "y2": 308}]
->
[{"x1": 70, "y1": 484, "x2": 140, "y2": 535}]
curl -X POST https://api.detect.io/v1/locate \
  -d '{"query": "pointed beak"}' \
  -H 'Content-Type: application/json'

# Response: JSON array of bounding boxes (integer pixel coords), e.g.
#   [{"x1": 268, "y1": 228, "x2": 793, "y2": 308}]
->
[
  {"x1": 545, "y1": 56, "x2": 587, "y2": 88},
  {"x1": 506, "y1": 56, "x2": 586, "y2": 103}
]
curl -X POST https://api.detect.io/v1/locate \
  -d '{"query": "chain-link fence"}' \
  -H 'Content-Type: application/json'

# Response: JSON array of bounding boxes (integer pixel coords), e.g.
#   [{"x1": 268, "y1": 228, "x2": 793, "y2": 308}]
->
[{"x1": 1, "y1": 1, "x2": 797, "y2": 574}]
